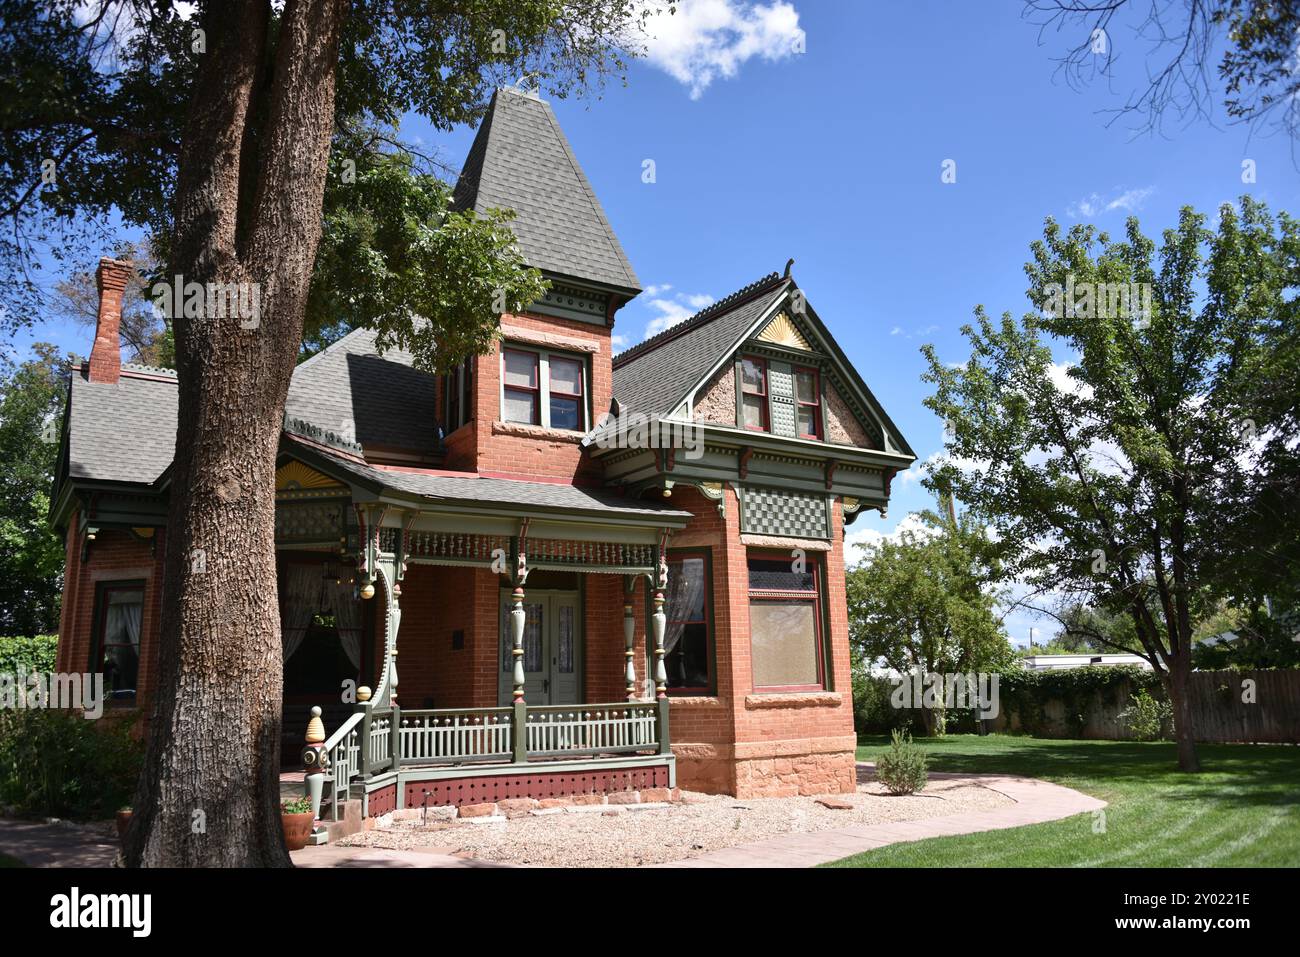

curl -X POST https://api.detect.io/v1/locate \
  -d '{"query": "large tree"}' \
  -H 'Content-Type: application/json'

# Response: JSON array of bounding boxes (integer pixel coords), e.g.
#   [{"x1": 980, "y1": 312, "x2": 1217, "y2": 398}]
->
[
  {"x1": 923, "y1": 197, "x2": 1298, "y2": 772},
  {"x1": 1023, "y1": 0, "x2": 1300, "y2": 139},
  {"x1": 1, "y1": 0, "x2": 656, "y2": 866}
]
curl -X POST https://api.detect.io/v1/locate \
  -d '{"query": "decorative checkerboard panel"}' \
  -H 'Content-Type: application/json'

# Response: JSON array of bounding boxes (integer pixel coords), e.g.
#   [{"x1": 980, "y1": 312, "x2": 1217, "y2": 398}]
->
[
  {"x1": 739, "y1": 486, "x2": 830, "y2": 538},
  {"x1": 768, "y1": 364, "x2": 798, "y2": 438}
]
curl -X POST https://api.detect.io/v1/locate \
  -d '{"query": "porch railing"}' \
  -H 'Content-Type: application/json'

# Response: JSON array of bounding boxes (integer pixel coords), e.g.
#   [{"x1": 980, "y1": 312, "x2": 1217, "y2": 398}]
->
[{"x1": 305, "y1": 697, "x2": 669, "y2": 817}]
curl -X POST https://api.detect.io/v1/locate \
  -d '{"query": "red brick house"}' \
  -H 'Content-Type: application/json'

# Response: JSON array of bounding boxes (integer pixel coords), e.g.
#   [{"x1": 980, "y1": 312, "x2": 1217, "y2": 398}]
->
[{"x1": 50, "y1": 86, "x2": 914, "y2": 822}]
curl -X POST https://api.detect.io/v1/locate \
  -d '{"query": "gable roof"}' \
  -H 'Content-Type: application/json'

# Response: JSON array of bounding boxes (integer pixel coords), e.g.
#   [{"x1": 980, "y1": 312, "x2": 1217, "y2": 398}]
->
[
  {"x1": 612, "y1": 273, "x2": 790, "y2": 416},
  {"x1": 610, "y1": 272, "x2": 916, "y2": 459},
  {"x1": 452, "y1": 87, "x2": 640, "y2": 294}
]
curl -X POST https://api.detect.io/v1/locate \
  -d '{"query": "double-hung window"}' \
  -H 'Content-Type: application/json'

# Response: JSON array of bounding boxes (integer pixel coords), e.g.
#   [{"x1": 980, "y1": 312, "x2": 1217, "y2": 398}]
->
[
  {"x1": 502, "y1": 346, "x2": 588, "y2": 431},
  {"x1": 747, "y1": 553, "x2": 826, "y2": 692},
  {"x1": 444, "y1": 359, "x2": 472, "y2": 433},
  {"x1": 740, "y1": 356, "x2": 768, "y2": 431},
  {"x1": 794, "y1": 366, "x2": 821, "y2": 439}
]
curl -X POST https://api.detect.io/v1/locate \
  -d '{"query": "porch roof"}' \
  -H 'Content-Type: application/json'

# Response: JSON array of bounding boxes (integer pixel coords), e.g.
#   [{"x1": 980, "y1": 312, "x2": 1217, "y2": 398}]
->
[{"x1": 285, "y1": 435, "x2": 692, "y2": 526}]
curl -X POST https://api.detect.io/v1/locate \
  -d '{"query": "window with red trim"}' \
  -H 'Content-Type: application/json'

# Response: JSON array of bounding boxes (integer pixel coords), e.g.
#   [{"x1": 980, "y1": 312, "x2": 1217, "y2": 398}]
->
[
  {"x1": 502, "y1": 349, "x2": 540, "y2": 425},
  {"x1": 747, "y1": 553, "x2": 825, "y2": 691},
  {"x1": 740, "y1": 356, "x2": 768, "y2": 431},
  {"x1": 794, "y1": 366, "x2": 821, "y2": 439},
  {"x1": 663, "y1": 552, "x2": 713, "y2": 693}
]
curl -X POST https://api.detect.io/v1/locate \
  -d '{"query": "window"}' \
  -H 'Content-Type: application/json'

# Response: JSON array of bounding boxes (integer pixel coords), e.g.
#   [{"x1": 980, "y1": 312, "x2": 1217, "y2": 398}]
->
[
  {"x1": 93, "y1": 584, "x2": 144, "y2": 700},
  {"x1": 503, "y1": 349, "x2": 540, "y2": 425},
  {"x1": 747, "y1": 553, "x2": 824, "y2": 691},
  {"x1": 794, "y1": 366, "x2": 821, "y2": 439},
  {"x1": 444, "y1": 360, "x2": 472, "y2": 433},
  {"x1": 501, "y1": 346, "x2": 589, "y2": 431},
  {"x1": 664, "y1": 553, "x2": 712, "y2": 693},
  {"x1": 740, "y1": 356, "x2": 767, "y2": 431}
]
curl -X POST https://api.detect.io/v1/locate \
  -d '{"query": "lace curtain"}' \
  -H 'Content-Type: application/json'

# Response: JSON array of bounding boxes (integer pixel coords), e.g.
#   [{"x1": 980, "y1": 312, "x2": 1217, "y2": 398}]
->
[{"x1": 279, "y1": 562, "x2": 364, "y2": 672}]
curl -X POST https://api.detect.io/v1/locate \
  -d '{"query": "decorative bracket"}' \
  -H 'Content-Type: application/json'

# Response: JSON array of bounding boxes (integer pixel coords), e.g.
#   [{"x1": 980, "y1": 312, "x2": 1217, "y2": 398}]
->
[
  {"x1": 738, "y1": 446, "x2": 754, "y2": 480},
  {"x1": 695, "y1": 481, "x2": 726, "y2": 518},
  {"x1": 825, "y1": 459, "x2": 839, "y2": 490},
  {"x1": 353, "y1": 503, "x2": 389, "y2": 588},
  {"x1": 394, "y1": 510, "x2": 417, "y2": 595}
]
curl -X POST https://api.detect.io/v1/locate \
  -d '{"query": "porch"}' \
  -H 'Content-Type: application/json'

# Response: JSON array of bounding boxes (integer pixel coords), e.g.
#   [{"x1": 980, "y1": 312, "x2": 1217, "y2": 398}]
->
[
  {"x1": 274, "y1": 443, "x2": 692, "y2": 837},
  {"x1": 302, "y1": 696, "x2": 673, "y2": 833}
]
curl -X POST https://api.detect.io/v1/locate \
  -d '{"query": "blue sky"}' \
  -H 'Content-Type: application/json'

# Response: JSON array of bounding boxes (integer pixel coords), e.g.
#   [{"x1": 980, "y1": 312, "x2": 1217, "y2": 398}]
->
[{"x1": 15, "y1": 1, "x2": 1298, "y2": 645}]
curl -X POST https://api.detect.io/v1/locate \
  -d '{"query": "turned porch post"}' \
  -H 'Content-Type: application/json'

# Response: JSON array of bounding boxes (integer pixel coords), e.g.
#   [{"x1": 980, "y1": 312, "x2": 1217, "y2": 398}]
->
[
  {"x1": 624, "y1": 576, "x2": 637, "y2": 701},
  {"x1": 510, "y1": 585, "x2": 527, "y2": 702},
  {"x1": 652, "y1": 533, "x2": 669, "y2": 699}
]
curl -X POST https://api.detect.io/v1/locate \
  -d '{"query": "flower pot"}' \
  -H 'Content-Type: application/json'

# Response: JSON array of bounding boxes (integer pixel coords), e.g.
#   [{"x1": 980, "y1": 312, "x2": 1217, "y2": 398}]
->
[
  {"x1": 115, "y1": 810, "x2": 132, "y2": 846},
  {"x1": 282, "y1": 811, "x2": 315, "y2": 851}
]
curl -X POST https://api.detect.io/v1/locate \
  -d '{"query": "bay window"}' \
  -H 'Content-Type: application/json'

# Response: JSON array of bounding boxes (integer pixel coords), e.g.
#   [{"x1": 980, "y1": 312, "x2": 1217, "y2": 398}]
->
[{"x1": 663, "y1": 552, "x2": 713, "y2": 693}]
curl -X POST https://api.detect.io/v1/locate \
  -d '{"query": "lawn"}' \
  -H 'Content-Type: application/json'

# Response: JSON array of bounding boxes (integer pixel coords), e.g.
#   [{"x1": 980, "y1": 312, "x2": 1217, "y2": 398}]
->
[{"x1": 825, "y1": 734, "x2": 1300, "y2": 867}]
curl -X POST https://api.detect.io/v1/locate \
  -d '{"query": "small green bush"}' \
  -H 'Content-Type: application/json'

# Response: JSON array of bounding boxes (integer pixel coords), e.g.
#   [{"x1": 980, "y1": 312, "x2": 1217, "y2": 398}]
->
[
  {"x1": 1117, "y1": 688, "x2": 1173, "y2": 741},
  {"x1": 281, "y1": 797, "x2": 313, "y2": 815},
  {"x1": 0, "y1": 635, "x2": 58, "y2": 675},
  {"x1": 874, "y1": 729, "x2": 928, "y2": 795},
  {"x1": 0, "y1": 709, "x2": 142, "y2": 819}
]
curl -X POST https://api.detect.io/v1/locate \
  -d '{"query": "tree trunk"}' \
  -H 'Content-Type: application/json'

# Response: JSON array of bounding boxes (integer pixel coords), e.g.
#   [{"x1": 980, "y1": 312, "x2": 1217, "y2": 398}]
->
[
  {"x1": 1167, "y1": 651, "x2": 1201, "y2": 773},
  {"x1": 124, "y1": 0, "x2": 347, "y2": 867}
]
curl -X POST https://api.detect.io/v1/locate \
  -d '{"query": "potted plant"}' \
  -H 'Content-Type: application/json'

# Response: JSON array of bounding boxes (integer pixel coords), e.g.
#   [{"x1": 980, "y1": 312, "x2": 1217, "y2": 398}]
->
[
  {"x1": 115, "y1": 806, "x2": 133, "y2": 845},
  {"x1": 281, "y1": 798, "x2": 315, "y2": 851}
]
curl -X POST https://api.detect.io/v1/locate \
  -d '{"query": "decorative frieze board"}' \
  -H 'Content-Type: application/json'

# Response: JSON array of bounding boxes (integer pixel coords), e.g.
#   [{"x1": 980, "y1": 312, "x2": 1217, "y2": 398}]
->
[
  {"x1": 282, "y1": 414, "x2": 365, "y2": 457},
  {"x1": 735, "y1": 485, "x2": 831, "y2": 539},
  {"x1": 528, "y1": 282, "x2": 611, "y2": 325}
]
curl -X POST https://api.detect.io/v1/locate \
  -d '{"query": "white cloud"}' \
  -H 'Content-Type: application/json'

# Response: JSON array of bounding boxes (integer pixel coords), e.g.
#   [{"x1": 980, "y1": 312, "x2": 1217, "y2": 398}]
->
[
  {"x1": 843, "y1": 511, "x2": 936, "y2": 564},
  {"x1": 611, "y1": 333, "x2": 630, "y2": 351},
  {"x1": 1068, "y1": 186, "x2": 1154, "y2": 218},
  {"x1": 641, "y1": 289, "x2": 715, "y2": 338},
  {"x1": 639, "y1": 0, "x2": 805, "y2": 99},
  {"x1": 642, "y1": 283, "x2": 673, "y2": 296}
]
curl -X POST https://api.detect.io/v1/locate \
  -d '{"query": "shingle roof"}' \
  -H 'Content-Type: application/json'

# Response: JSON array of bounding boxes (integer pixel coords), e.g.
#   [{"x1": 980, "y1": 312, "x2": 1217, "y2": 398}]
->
[
  {"x1": 612, "y1": 273, "x2": 789, "y2": 416},
  {"x1": 67, "y1": 366, "x2": 178, "y2": 485},
  {"x1": 452, "y1": 87, "x2": 640, "y2": 294},
  {"x1": 288, "y1": 438, "x2": 692, "y2": 523},
  {"x1": 284, "y1": 328, "x2": 437, "y2": 456}
]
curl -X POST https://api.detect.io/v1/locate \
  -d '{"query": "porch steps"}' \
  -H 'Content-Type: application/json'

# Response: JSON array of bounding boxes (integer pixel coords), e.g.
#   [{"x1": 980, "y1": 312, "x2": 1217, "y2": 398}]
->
[{"x1": 311, "y1": 799, "x2": 366, "y2": 846}]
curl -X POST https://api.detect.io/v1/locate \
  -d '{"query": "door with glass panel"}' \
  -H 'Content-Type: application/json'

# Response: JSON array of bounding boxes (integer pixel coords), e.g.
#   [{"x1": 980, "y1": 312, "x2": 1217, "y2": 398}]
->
[{"x1": 498, "y1": 590, "x2": 581, "y2": 706}]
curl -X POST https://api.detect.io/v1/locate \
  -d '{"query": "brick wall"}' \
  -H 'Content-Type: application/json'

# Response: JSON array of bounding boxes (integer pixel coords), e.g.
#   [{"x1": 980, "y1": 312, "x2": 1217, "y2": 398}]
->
[
  {"x1": 441, "y1": 310, "x2": 610, "y2": 482},
  {"x1": 55, "y1": 512, "x2": 165, "y2": 721}
]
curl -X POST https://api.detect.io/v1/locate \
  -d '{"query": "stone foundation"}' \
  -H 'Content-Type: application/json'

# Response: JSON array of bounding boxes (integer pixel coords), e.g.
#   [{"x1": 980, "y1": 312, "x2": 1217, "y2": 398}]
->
[
  {"x1": 733, "y1": 735, "x2": 858, "y2": 798},
  {"x1": 674, "y1": 735, "x2": 858, "y2": 798}
]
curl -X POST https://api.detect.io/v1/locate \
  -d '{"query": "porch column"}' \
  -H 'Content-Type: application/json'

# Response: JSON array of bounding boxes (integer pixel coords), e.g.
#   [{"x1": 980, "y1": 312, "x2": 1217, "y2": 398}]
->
[
  {"x1": 624, "y1": 576, "x2": 637, "y2": 701},
  {"x1": 652, "y1": 585, "x2": 667, "y2": 699},
  {"x1": 510, "y1": 584, "x2": 527, "y2": 702}
]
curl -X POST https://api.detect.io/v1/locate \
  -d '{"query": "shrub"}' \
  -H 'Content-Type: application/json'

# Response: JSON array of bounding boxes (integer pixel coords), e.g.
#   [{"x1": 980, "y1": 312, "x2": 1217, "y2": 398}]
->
[
  {"x1": 0, "y1": 709, "x2": 142, "y2": 819},
  {"x1": 1117, "y1": 688, "x2": 1173, "y2": 741},
  {"x1": 852, "y1": 672, "x2": 919, "y2": 735},
  {"x1": 874, "y1": 729, "x2": 928, "y2": 795},
  {"x1": 281, "y1": 797, "x2": 313, "y2": 815},
  {"x1": 0, "y1": 635, "x2": 58, "y2": 675}
]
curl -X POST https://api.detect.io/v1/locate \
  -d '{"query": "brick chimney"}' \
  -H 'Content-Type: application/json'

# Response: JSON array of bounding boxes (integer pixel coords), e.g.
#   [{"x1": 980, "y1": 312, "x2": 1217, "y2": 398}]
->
[{"x1": 87, "y1": 257, "x2": 133, "y2": 383}]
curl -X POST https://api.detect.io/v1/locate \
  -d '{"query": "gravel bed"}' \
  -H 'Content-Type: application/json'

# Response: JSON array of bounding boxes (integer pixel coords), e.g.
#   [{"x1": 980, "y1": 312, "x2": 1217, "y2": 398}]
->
[{"x1": 338, "y1": 770, "x2": 1014, "y2": 867}]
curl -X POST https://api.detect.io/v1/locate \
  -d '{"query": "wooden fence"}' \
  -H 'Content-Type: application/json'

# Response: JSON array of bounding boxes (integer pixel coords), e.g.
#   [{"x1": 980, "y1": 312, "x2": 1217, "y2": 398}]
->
[{"x1": 993, "y1": 669, "x2": 1300, "y2": 743}]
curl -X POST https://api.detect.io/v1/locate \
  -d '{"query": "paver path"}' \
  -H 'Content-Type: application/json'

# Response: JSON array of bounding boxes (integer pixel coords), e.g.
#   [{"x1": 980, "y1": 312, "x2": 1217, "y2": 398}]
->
[
  {"x1": 0, "y1": 819, "x2": 119, "y2": 867},
  {"x1": 652, "y1": 765, "x2": 1106, "y2": 868}
]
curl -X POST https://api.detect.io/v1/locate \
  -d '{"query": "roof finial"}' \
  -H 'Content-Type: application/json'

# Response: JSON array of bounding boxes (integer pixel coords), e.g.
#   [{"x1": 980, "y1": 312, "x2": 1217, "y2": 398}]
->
[{"x1": 783, "y1": 257, "x2": 795, "y2": 279}]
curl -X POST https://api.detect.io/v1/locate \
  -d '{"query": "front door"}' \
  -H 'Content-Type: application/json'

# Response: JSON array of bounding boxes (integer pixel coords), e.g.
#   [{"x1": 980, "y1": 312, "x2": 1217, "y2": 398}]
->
[{"x1": 498, "y1": 590, "x2": 581, "y2": 705}]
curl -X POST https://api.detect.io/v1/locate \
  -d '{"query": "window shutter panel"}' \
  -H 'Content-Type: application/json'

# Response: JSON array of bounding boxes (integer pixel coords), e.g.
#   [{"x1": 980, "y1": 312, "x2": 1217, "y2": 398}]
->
[{"x1": 768, "y1": 360, "x2": 797, "y2": 437}]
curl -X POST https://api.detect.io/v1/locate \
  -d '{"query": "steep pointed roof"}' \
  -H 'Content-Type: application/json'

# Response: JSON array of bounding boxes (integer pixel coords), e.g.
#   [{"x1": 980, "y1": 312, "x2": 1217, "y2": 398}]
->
[{"x1": 452, "y1": 87, "x2": 640, "y2": 294}]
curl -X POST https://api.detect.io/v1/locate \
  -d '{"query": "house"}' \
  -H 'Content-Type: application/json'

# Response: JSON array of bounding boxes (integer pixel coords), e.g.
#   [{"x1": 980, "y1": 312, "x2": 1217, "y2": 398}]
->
[
  {"x1": 49, "y1": 86, "x2": 914, "y2": 824},
  {"x1": 1019, "y1": 653, "x2": 1153, "y2": 671}
]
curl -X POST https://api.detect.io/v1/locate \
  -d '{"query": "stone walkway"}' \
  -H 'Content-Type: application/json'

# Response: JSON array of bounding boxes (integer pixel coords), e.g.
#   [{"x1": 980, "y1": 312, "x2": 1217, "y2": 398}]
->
[{"x1": 651, "y1": 766, "x2": 1106, "y2": 868}]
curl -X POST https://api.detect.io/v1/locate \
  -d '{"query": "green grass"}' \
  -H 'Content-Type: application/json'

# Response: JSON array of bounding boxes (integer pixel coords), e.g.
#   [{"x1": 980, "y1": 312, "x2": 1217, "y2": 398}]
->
[
  {"x1": 824, "y1": 734, "x2": 1300, "y2": 867},
  {"x1": 0, "y1": 854, "x2": 25, "y2": 868}
]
